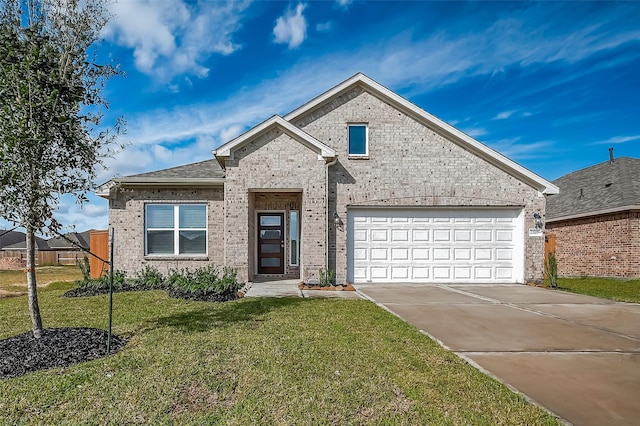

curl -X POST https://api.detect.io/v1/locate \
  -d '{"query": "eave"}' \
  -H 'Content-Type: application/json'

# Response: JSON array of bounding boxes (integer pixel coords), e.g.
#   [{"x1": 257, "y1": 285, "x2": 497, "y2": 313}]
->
[
  {"x1": 213, "y1": 115, "x2": 336, "y2": 168},
  {"x1": 546, "y1": 205, "x2": 640, "y2": 223},
  {"x1": 96, "y1": 177, "x2": 224, "y2": 199}
]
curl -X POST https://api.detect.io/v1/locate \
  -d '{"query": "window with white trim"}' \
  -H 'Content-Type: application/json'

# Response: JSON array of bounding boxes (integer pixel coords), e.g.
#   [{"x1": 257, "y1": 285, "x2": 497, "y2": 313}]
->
[
  {"x1": 348, "y1": 124, "x2": 368, "y2": 156},
  {"x1": 145, "y1": 204, "x2": 207, "y2": 255}
]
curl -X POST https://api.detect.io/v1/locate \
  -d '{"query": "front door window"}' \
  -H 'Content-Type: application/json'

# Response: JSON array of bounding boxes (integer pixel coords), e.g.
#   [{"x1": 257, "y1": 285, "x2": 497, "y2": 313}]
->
[{"x1": 258, "y1": 213, "x2": 284, "y2": 274}]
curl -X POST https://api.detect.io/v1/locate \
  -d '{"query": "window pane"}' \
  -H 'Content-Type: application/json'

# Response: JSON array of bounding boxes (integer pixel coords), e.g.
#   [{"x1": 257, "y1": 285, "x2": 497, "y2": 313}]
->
[
  {"x1": 261, "y1": 243, "x2": 280, "y2": 253},
  {"x1": 260, "y1": 230, "x2": 281, "y2": 239},
  {"x1": 290, "y1": 210, "x2": 299, "y2": 265},
  {"x1": 348, "y1": 125, "x2": 367, "y2": 155},
  {"x1": 147, "y1": 205, "x2": 174, "y2": 228},
  {"x1": 147, "y1": 230, "x2": 174, "y2": 254},
  {"x1": 179, "y1": 230, "x2": 206, "y2": 254},
  {"x1": 179, "y1": 205, "x2": 206, "y2": 228},
  {"x1": 260, "y1": 215, "x2": 281, "y2": 226},
  {"x1": 261, "y1": 258, "x2": 280, "y2": 267}
]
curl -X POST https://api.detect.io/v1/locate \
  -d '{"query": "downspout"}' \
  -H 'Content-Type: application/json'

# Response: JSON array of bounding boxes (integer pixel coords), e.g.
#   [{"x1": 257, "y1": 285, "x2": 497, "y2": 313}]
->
[{"x1": 325, "y1": 156, "x2": 338, "y2": 278}]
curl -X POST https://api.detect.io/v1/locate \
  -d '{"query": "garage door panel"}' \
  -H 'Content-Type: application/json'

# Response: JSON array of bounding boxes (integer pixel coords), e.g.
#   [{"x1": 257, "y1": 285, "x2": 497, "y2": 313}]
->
[
  {"x1": 392, "y1": 229, "x2": 409, "y2": 241},
  {"x1": 433, "y1": 230, "x2": 451, "y2": 241},
  {"x1": 433, "y1": 267, "x2": 451, "y2": 280},
  {"x1": 348, "y1": 208, "x2": 523, "y2": 284},
  {"x1": 454, "y1": 267, "x2": 472, "y2": 280}
]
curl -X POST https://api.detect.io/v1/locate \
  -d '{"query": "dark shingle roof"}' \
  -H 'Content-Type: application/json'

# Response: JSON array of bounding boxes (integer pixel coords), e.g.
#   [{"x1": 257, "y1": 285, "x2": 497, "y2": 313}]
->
[
  {"x1": 1, "y1": 231, "x2": 90, "y2": 251},
  {"x1": 1, "y1": 231, "x2": 49, "y2": 250},
  {"x1": 46, "y1": 231, "x2": 91, "y2": 250},
  {"x1": 0, "y1": 230, "x2": 27, "y2": 250},
  {"x1": 126, "y1": 159, "x2": 225, "y2": 180},
  {"x1": 547, "y1": 157, "x2": 640, "y2": 221}
]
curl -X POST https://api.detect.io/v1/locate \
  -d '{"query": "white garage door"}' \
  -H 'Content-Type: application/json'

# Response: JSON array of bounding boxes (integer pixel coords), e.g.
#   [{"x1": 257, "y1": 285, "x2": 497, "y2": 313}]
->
[{"x1": 347, "y1": 208, "x2": 524, "y2": 283}]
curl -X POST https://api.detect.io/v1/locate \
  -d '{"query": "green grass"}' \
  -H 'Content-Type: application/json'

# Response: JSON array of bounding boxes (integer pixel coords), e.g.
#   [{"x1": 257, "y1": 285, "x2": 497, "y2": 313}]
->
[
  {"x1": 0, "y1": 265, "x2": 82, "y2": 295},
  {"x1": 558, "y1": 277, "x2": 640, "y2": 303},
  {"x1": 0, "y1": 290, "x2": 558, "y2": 424}
]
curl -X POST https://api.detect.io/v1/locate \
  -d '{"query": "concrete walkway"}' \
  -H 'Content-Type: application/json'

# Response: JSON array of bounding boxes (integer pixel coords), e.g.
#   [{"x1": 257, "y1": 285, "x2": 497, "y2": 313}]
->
[
  {"x1": 244, "y1": 280, "x2": 361, "y2": 299},
  {"x1": 356, "y1": 284, "x2": 640, "y2": 426}
]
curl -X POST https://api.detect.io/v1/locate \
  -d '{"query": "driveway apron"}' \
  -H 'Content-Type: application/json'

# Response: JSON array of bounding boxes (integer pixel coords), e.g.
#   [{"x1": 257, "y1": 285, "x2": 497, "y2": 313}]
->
[{"x1": 356, "y1": 284, "x2": 640, "y2": 426}]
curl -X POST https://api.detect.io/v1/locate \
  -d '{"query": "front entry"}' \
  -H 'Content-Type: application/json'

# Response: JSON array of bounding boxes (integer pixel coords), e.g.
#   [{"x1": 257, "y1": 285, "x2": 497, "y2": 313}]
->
[{"x1": 257, "y1": 213, "x2": 285, "y2": 274}]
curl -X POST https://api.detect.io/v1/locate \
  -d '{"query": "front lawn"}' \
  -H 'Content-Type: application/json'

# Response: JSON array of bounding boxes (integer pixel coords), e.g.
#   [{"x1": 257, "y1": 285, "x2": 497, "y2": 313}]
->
[
  {"x1": 558, "y1": 277, "x2": 640, "y2": 303},
  {"x1": 0, "y1": 290, "x2": 558, "y2": 424},
  {"x1": 0, "y1": 265, "x2": 81, "y2": 295}
]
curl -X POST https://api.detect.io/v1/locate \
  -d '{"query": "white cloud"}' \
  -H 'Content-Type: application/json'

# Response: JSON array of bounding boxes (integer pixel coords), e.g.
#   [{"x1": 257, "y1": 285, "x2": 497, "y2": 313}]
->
[
  {"x1": 593, "y1": 135, "x2": 640, "y2": 145},
  {"x1": 103, "y1": 0, "x2": 250, "y2": 82},
  {"x1": 273, "y1": 3, "x2": 308, "y2": 49},
  {"x1": 494, "y1": 110, "x2": 516, "y2": 120},
  {"x1": 316, "y1": 21, "x2": 334, "y2": 32},
  {"x1": 462, "y1": 127, "x2": 488, "y2": 138},
  {"x1": 486, "y1": 139, "x2": 555, "y2": 160},
  {"x1": 336, "y1": 0, "x2": 353, "y2": 7}
]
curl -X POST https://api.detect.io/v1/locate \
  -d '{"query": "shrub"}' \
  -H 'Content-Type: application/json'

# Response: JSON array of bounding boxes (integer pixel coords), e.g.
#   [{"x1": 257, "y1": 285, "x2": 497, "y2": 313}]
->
[
  {"x1": 77, "y1": 255, "x2": 91, "y2": 283},
  {"x1": 133, "y1": 265, "x2": 165, "y2": 289},
  {"x1": 318, "y1": 268, "x2": 336, "y2": 287},
  {"x1": 545, "y1": 252, "x2": 558, "y2": 288}
]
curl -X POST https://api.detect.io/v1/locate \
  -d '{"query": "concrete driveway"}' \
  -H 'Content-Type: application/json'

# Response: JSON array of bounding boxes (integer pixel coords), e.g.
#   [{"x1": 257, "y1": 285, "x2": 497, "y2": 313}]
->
[{"x1": 355, "y1": 284, "x2": 640, "y2": 425}]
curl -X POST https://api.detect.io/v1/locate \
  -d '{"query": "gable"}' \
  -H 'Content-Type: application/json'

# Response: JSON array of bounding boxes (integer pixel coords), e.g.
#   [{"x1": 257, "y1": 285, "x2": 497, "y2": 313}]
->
[
  {"x1": 284, "y1": 73, "x2": 558, "y2": 195},
  {"x1": 213, "y1": 115, "x2": 336, "y2": 167}
]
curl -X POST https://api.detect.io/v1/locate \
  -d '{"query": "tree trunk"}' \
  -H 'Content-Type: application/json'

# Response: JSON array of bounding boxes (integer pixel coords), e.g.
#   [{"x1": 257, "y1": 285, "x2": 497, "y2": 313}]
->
[{"x1": 26, "y1": 225, "x2": 43, "y2": 338}]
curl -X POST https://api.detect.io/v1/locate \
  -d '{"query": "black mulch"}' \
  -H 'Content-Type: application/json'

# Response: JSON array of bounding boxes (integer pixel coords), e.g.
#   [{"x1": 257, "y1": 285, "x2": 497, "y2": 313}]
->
[
  {"x1": 0, "y1": 328, "x2": 126, "y2": 379},
  {"x1": 63, "y1": 284, "x2": 162, "y2": 298},
  {"x1": 64, "y1": 286, "x2": 242, "y2": 302}
]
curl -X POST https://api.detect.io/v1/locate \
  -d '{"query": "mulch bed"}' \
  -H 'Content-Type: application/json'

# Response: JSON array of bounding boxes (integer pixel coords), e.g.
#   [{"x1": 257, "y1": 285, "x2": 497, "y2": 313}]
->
[
  {"x1": 63, "y1": 284, "x2": 164, "y2": 298},
  {"x1": 64, "y1": 286, "x2": 242, "y2": 302},
  {"x1": 298, "y1": 283, "x2": 356, "y2": 291},
  {"x1": 0, "y1": 327, "x2": 126, "y2": 379}
]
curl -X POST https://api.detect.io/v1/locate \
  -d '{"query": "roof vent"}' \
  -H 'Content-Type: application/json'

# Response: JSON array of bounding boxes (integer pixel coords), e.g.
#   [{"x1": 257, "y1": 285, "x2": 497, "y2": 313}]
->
[
  {"x1": 609, "y1": 147, "x2": 614, "y2": 163},
  {"x1": 579, "y1": 188, "x2": 584, "y2": 198}
]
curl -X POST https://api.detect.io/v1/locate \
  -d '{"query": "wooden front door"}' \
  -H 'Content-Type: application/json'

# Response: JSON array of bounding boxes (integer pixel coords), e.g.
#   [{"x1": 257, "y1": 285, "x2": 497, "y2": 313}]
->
[{"x1": 257, "y1": 213, "x2": 285, "y2": 274}]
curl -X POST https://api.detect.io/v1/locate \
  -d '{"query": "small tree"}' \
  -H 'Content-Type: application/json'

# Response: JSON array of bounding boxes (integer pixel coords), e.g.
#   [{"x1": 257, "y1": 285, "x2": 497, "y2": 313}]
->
[
  {"x1": 545, "y1": 251, "x2": 558, "y2": 288},
  {"x1": 0, "y1": 0, "x2": 122, "y2": 338}
]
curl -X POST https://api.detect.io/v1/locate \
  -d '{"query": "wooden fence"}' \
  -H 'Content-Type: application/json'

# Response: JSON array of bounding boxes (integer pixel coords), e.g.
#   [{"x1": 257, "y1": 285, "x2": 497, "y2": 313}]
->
[{"x1": 0, "y1": 250, "x2": 85, "y2": 266}]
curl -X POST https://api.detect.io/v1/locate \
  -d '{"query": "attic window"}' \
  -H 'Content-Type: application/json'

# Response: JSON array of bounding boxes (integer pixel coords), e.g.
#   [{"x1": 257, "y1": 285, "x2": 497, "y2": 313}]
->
[{"x1": 348, "y1": 124, "x2": 368, "y2": 156}]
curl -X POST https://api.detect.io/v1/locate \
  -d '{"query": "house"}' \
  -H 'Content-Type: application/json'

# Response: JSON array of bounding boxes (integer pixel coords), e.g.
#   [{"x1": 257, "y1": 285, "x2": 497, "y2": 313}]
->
[
  {"x1": 1, "y1": 231, "x2": 90, "y2": 252},
  {"x1": 546, "y1": 151, "x2": 640, "y2": 278},
  {"x1": 99, "y1": 73, "x2": 558, "y2": 284},
  {"x1": 0, "y1": 230, "x2": 48, "y2": 251}
]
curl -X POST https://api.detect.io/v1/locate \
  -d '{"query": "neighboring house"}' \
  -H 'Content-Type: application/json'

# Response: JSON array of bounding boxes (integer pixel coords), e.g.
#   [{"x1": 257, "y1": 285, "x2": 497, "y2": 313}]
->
[
  {"x1": 1, "y1": 231, "x2": 90, "y2": 251},
  {"x1": 99, "y1": 73, "x2": 558, "y2": 284},
  {"x1": 0, "y1": 229, "x2": 28, "y2": 250},
  {"x1": 546, "y1": 153, "x2": 640, "y2": 278},
  {"x1": 0, "y1": 231, "x2": 48, "y2": 251}
]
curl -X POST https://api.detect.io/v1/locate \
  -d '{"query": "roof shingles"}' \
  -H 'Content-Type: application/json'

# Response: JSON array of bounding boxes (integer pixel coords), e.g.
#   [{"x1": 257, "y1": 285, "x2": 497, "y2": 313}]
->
[
  {"x1": 126, "y1": 159, "x2": 225, "y2": 180},
  {"x1": 547, "y1": 157, "x2": 640, "y2": 221}
]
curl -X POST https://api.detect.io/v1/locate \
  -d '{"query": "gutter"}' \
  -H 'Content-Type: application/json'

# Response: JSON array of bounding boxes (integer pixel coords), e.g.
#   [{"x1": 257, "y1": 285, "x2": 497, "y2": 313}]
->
[
  {"x1": 97, "y1": 177, "x2": 225, "y2": 198},
  {"x1": 547, "y1": 205, "x2": 640, "y2": 223}
]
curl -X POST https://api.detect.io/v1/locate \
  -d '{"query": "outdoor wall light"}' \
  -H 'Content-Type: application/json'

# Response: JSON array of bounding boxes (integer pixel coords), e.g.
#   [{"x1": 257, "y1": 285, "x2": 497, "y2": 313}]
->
[
  {"x1": 333, "y1": 212, "x2": 344, "y2": 231},
  {"x1": 533, "y1": 212, "x2": 543, "y2": 229}
]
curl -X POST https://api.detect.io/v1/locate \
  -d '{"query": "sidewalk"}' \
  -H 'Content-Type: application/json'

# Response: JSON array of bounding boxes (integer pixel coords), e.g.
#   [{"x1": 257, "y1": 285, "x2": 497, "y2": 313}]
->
[{"x1": 243, "y1": 280, "x2": 361, "y2": 299}]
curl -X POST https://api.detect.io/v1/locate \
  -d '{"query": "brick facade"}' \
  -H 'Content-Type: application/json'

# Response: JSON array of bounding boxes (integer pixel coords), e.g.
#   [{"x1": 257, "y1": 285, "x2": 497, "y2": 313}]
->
[
  {"x1": 109, "y1": 187, "x2": 224, "y2": 275},
  {"x1": 546, "y1": 211, "x2": 640, "y2": 278},
  {"x1": 224, "y1": 129, "x2": 327, "y2": 282},
  {"x1": 107, "y1": 77, "x2": 552, "y2": 284},
  {"x1": 292, "y1": 88, "x2": 546, "y2": 283}
]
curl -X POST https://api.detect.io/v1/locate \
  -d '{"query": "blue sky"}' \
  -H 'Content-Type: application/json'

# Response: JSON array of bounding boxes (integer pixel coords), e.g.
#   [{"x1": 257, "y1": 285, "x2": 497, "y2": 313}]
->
[{"x1": 3, "y1": 0, "x2": 640, "y2": 233}]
